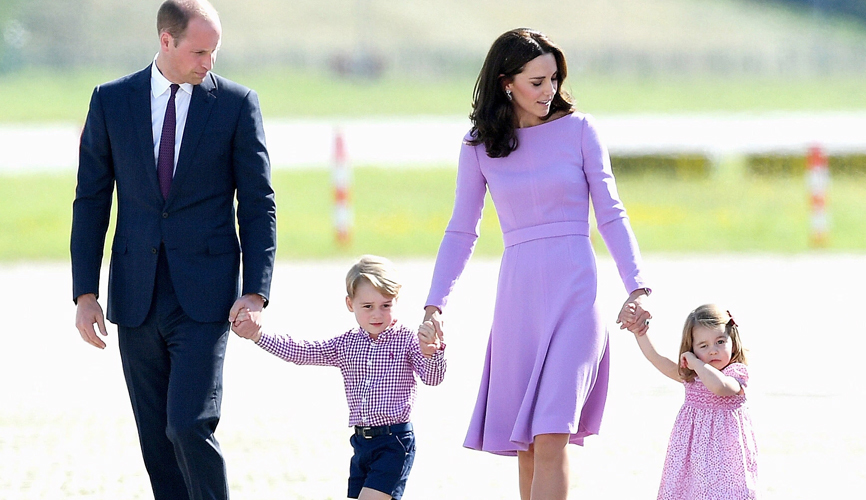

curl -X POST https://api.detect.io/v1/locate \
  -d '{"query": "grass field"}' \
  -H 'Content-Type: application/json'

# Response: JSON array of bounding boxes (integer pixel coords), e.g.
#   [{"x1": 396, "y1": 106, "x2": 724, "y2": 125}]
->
[
  {"x1": 3, "y1": 166, "x2": 865, "y2": 262},
  {"x1": 3, "y1": 68, "x2": 866, "y2": 122}
]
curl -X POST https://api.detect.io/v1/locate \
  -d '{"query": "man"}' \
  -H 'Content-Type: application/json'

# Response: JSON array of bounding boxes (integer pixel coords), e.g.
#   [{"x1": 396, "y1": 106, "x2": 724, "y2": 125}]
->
[{"x1": 71, "y1": 1, "x2": 276, "y2": 499}]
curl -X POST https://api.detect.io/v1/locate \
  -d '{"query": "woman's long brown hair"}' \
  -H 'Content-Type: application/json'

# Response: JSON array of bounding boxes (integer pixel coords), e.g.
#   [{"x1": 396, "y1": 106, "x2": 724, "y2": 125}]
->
[{"x1": 468, "y1": 28, "x2": 574, "y2": 158}]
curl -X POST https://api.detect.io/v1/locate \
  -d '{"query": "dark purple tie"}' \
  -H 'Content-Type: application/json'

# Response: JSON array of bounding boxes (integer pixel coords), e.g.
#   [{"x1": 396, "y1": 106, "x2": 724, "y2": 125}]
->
[{"x1": 157, "y1": 84, "x2": 179, "y2": 200}]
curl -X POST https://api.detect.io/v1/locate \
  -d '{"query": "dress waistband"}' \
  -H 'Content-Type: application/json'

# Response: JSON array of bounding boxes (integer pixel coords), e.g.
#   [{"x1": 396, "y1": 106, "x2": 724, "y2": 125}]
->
[{"x1": 502, "y1": 221, "x2": 589, "y2": 247}]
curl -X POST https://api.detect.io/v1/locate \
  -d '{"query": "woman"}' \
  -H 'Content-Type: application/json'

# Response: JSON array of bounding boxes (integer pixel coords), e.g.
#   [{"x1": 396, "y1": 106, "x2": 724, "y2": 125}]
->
[{"x1": 423, "y1": 28, "x2": 652, "y2": 499}]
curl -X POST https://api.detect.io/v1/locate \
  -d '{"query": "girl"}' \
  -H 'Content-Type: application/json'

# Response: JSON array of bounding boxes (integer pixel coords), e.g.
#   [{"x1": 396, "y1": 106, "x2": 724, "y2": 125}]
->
[{"x1": 630, "y1": 303, "x2": 758, "y2": 499}]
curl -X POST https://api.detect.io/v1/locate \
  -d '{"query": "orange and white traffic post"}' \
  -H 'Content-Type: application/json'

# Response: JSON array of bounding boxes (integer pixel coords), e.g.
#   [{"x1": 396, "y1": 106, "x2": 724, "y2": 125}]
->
[
  {"x1": 333, "y1": 129, "x2": 352, "y2": 245},
  {"x1": 806, "y1": 144, "x2": 829, "y2": 247}
]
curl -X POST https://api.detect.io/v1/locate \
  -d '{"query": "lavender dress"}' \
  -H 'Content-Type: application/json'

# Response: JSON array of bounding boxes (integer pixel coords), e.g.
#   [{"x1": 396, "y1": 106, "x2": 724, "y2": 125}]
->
[{"x1": 426, "y1": 112, "x2": 649, "y2": 456}]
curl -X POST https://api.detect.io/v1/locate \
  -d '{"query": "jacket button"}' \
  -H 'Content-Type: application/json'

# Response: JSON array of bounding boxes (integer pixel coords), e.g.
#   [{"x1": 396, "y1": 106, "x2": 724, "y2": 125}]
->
[
  {"x1": 151, "y1": 247, "x2": 158, "y2": 254},
  {"x1": 162, "y1": 212, "x2": 168, "y2": 218}
]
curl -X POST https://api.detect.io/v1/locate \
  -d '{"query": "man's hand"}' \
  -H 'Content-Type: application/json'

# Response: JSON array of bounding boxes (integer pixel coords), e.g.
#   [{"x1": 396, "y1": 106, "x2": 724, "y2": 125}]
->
[
  {"x1": 229, "y1": 293, "x2": 265, "y2": 325},
  {"x1": 75, "y1": 293, "x2": 108, "y2": 349},
  {"x1": 231, "y1": 309, "x2": 263, "y2": 342}
]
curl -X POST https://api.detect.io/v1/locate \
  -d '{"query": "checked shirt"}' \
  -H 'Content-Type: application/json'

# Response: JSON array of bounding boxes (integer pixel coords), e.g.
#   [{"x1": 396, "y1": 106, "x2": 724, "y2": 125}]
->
[{"x1": 257, "y1": 322, "x2": 446, "y2": 427}]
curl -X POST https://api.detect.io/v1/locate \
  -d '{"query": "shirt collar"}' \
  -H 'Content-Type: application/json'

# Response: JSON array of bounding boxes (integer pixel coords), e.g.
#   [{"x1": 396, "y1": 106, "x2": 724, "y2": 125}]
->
[
  {"x1": 358, "y1": 321, "x2": 398, "y2": 341},
  {"x1": 151, "y1": 54, "x2": 194, "y2": 98}
]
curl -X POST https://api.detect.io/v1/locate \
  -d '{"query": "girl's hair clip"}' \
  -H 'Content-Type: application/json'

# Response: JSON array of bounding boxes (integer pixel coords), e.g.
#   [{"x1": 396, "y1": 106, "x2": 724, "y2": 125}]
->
[{"x1": 726, "y1": 310, "x2": 737, "y2": 327}]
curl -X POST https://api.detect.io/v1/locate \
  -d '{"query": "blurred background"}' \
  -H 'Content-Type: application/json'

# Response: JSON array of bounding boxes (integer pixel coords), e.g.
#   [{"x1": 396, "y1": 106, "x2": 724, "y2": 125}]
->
[
  {"x1": 1, "y1": 0, "x2": 865, "y2": 258},
  {"x1": 3, "y1": 0, "x2": 866, "y2": 78}
]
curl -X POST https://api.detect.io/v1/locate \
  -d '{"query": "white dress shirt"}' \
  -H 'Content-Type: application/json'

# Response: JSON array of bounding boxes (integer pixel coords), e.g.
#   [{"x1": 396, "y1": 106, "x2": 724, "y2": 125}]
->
[{"x1": 151, "y1": 55, "x2": 193, "y2": 175}]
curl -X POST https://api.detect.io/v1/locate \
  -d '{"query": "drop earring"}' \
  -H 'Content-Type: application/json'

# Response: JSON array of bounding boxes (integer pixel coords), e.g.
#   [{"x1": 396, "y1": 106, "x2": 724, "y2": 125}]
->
[{"x1": 505, "y1": 89, "x2": 513, "y2": 101}]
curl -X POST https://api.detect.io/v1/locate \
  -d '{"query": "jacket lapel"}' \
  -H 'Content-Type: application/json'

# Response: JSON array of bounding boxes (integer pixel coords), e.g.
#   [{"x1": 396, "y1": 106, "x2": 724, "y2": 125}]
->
[
  {"x1": 129, "y1": 66, "x2": 162, "y2": 199},
  {"x1": 167, "y1": 73, "x2": 216, "y2": 205}
]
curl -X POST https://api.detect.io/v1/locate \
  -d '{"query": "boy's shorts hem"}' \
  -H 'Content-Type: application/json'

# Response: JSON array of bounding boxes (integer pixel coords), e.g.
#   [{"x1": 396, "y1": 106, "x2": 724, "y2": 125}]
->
[{"x1": 347, "y1": 427, "x2": 416, "y2": 500}]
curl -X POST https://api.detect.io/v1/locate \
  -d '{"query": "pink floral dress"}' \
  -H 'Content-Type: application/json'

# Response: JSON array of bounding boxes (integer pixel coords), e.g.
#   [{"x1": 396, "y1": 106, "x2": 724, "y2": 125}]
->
[{"x1": 658, "y1": 362, "x2": 759, "y2": 500}]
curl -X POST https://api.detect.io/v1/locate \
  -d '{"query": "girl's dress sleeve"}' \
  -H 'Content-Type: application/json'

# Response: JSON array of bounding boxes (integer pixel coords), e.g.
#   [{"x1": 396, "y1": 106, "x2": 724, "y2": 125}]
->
[
  {"x1": 425, "y1": 138, "x2": 487, "y2": 310},
  {"x1": 722, "y1": 362, "x2": 750, "y2": 389},
  {"x1": 581, "y1": 114, "x2": 650, "y2": 294}
]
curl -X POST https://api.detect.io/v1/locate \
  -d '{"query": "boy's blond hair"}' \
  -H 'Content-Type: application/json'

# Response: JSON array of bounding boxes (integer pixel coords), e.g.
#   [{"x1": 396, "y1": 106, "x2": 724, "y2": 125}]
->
[{"x1": 345, "y1": 255, "x2": 402, "y2": 299}]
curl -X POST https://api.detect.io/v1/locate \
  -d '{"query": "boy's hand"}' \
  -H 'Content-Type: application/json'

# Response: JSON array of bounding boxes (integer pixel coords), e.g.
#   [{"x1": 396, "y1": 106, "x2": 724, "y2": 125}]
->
[
  {"x1": 232, "y1": 308, "x2": 263, "y2": 343},
  {"x1": 418, "y1": 320, "x2": 443, "y2": 357}
]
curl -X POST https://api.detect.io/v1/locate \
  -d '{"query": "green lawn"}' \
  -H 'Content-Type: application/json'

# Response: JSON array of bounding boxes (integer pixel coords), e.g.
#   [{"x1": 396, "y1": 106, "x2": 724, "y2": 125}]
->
[
  {"x1": 3, "y1": 167, "x2": 864, "y2": 262},
  {"x1": 2, "y1": 68, "x2": 866, "y2": 123}
]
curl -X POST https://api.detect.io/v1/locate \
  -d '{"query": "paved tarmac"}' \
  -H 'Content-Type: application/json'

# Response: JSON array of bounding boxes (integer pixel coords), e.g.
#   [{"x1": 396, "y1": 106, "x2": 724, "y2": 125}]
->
[
  {"x1": 1, "y1": 255, "x2": 863, "y2": 499},
  {"x1": 4, "y1": 113, "x2": 866, "y2": 172}
]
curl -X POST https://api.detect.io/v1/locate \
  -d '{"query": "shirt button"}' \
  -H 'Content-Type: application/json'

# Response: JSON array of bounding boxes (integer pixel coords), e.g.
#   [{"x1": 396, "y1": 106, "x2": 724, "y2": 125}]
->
[
  {"x1": 162, "y1": 212, "x2": 169, "y2": 218},
  {"x1": 151, "y1": 247, "x2": 158, "y2": 254}
]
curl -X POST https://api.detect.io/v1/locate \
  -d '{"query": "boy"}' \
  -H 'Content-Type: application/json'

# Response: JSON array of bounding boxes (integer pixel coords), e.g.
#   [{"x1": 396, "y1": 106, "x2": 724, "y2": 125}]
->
[{"x1": 232, "y1": 255, "x2": 446, "y2": 500}]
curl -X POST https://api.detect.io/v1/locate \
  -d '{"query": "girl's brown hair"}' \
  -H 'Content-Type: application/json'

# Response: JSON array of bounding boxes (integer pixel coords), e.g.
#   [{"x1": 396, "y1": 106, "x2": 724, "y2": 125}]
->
[
  {"x1": 678, "y1": 304, "x2": 747, "y2": 382},
  {"x1": 468, "y1": 28, "x2": 575, "y2": 158}
]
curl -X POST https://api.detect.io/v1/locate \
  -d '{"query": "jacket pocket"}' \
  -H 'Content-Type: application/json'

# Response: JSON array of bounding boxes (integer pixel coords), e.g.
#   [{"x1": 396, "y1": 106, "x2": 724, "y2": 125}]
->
[{"x1": 207, "y1": 235, "x2": 239, "y2": 255}]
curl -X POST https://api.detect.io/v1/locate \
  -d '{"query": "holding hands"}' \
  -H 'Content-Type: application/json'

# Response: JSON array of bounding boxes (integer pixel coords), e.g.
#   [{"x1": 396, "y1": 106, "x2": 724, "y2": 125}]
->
[
  {"x1": 232, "y1": 308, "x2": 263, "y2": 343},
  {"x1": 616, "y1": 288, "x2": 652, "y2": 336},
  {"x1": 418, "y1": 316, "x2": 444, "y2": 358}
]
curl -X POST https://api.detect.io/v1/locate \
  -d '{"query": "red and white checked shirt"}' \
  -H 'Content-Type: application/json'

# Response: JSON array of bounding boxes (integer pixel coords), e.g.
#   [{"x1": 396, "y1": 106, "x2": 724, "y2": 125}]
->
[{"x1": 256, "y1": 322, "x2": 446, "y2": 427}]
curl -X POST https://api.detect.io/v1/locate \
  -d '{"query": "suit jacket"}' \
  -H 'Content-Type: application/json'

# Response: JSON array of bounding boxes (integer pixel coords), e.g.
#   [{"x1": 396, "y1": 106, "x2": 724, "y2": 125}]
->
[{"x1": 71, "y1": 65, "x2": 277, "y2": 327}]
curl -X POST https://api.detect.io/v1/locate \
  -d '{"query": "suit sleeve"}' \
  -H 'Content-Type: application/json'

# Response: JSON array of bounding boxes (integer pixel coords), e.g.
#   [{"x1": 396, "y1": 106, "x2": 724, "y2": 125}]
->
[
  {"x1": 233, "y1": 89, "x2": 277, "y2": 303},
  {"x1": 71, "y1": 86, "x2": 115, "y2": 302}
]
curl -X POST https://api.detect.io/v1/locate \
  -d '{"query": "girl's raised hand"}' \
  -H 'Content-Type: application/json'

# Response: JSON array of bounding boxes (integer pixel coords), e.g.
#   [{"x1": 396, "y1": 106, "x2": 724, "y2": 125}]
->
[{"x1": 680, "y1": 351, "x2": 699, "y2": 370}]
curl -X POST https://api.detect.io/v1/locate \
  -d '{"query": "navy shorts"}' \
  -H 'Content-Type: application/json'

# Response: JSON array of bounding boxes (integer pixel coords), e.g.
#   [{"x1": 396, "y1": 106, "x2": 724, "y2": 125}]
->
[{"x1": 347, "y1": 423, "x2": 416, "y2": 500}]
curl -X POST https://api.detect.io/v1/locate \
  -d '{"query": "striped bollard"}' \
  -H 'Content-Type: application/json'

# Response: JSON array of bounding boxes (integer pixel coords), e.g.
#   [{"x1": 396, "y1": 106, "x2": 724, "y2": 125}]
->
[
  {"x1": 333, "y1": 129, "x2": 352, "y2": 245},
  {"x1": 807, "y1": 145, "x2": 829, "y2": 247}
]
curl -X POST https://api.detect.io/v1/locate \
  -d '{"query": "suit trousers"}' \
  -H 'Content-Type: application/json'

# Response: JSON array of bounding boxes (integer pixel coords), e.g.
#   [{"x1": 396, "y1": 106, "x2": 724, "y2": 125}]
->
[{"x1": 118, "y1": 248, "x2": 230, "y2": 500}]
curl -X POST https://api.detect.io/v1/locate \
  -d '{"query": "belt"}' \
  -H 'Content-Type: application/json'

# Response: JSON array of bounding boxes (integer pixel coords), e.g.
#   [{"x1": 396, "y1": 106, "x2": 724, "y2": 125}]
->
[
  {"x1": 354, "y1": 422, "x2": 413, "y2": 439},
  {"x1": 502, "y1": 221, "x2": 589, "y2": 247}
]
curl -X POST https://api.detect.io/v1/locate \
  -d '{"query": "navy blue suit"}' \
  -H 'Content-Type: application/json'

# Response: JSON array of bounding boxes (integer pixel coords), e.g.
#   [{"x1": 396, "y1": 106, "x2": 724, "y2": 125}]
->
[{"x1": 71, "y1": 65, "x2": 276, "y2": 499}]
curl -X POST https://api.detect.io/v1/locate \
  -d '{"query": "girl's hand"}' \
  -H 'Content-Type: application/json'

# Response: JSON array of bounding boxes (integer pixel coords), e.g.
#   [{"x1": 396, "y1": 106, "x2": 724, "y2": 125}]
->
[
  {"x1": 616, "y1": 303, "x2": 634, "y2": 329},
  {"x1": 617, "y1": 289, "x2": 651, "y2": 336},
  {"x1": 683, "y1": 352, "x2": 744, "y2": 396},
  {"x1": 680, "y1": 351, "x2": 699, "y2": 370}
]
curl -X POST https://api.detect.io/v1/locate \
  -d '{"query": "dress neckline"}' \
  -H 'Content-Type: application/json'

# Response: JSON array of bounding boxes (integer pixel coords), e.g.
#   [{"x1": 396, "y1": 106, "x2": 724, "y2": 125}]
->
[{"x1": 516, "y1": 112, "x2": 574, "y2": 132}]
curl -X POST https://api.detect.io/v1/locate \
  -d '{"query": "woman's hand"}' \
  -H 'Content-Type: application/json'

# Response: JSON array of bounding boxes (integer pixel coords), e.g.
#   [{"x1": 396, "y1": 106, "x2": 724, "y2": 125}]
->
[
  {"x1": 423, "y1": 304, "x2": 443, "y2": 331},
  {"x1": 418, "y1": 320, "x2": 443, "y2": 357},
  {"x1": 616, "y1": 288, "x2": 652, "y2": 336}
]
